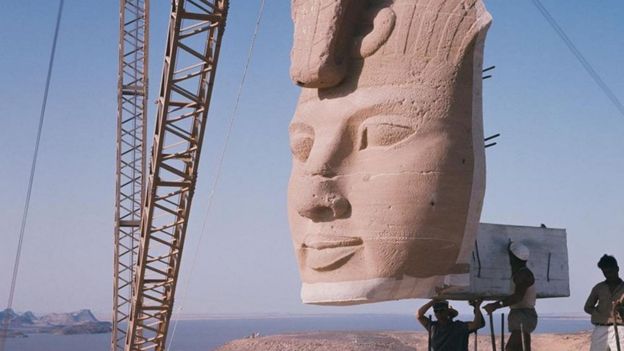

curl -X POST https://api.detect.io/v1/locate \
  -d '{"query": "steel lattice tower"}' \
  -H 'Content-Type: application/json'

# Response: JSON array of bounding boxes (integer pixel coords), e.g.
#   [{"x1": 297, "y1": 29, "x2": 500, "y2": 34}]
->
[
  {"x1": 113, "y1": 1, "x2": 149, "y2": 350},
  {"x1": 124, "y1": 1, "x2": 228, "y2": 350}
]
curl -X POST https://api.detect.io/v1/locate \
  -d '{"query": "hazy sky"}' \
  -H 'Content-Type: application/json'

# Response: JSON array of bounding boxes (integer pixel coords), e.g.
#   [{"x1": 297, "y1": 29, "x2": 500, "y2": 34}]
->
[{"x1": 0, "y1": 1, "x2": 623, "y2": 319}]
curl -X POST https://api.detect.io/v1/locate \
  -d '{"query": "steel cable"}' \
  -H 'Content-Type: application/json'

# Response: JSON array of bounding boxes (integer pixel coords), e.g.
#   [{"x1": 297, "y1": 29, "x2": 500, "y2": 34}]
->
[
  {"x1": 0, "y1": 1, "x2": 64, "y2": 350},
  {"x1": 531, "y1": 0, "x2": 624, "y2": 118}
]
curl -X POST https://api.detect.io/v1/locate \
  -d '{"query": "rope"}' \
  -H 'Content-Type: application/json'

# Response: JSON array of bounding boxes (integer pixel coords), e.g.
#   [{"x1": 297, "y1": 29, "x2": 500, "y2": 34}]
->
[
  {"x1": 0, "y1": 0, "x2": 64, "y2": 349},
  {"x1": 531, "y1": 0, "x2": 624, "y2": 118},
  {"x1": 165, "y1": 0, "x2": 266, "y2": 349}
]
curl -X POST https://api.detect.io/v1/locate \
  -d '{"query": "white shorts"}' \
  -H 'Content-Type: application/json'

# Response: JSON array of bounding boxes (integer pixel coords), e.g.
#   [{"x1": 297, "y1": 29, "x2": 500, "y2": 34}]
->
[{"x1": 590, "y1": 325, "x2": 624, "y2": 351}]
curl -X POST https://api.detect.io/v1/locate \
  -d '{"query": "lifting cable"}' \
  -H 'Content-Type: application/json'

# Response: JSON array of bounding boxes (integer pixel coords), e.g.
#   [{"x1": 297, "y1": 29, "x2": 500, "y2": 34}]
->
[
  {"x1": 0, "y1": 0, "x2": 64, "y2": 349},
  {"x1": 531, "y1": 0, "x2": 624, "y2": 118},
  {"x1": 165, "y1": 0, "x2": 266, "y2": 349}
]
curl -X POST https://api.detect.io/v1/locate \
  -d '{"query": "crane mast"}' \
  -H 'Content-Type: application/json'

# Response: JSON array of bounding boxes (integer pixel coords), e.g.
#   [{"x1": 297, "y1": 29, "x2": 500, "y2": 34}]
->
[
  {"x1": 113, "y1": 1, "x2": 149, "y2": 351},
  {"x1": 124, "y1": 1, "x2": 228, "y2": 350}
]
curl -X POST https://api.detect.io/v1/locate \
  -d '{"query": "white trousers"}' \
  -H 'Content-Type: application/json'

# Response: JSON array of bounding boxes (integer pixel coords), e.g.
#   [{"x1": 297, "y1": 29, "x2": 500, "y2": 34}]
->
[{"x1": 590, "y1": 325, "x2": 624, "y2": 351}]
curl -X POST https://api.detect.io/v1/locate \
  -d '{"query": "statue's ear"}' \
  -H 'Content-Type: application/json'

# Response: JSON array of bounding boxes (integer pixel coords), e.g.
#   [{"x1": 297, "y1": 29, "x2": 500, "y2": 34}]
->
[{"x1": 352, "y1": 6, "x2": 396, "y2": 58}]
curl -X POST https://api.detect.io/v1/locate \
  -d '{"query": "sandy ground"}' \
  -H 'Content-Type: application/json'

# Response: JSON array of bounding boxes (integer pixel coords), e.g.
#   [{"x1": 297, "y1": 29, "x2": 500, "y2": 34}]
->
[{"x1": 215, "y1": 331, "x2": 592, "y2": 350}]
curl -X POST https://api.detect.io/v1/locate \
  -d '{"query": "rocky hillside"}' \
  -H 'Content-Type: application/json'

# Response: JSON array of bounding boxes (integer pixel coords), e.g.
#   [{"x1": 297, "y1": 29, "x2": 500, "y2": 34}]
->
[
  {"x1": 38, "y1": 309, "x2": 98, "y2": 325},
  {"x1": 0, "y1": 309, "x2": 111, "y2": 336}
]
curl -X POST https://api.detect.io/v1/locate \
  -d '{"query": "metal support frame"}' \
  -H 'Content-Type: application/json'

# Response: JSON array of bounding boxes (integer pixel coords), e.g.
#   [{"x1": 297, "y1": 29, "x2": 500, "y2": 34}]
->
[
  {"x1": 501, "y1": 313, "x2": 505, "y2": 351},
  {"x1": 124, "y1": 1, "x2": 228, "y2": 350},
  {"x1": 488, "y1": 312, "x2": 496, "y2": 351},
  {"x1": 113, "y1": 1, "x2": 149, "y2": 351},
  {"x1": 427, "y1": 314, "x2": 432, "y2": 351}
]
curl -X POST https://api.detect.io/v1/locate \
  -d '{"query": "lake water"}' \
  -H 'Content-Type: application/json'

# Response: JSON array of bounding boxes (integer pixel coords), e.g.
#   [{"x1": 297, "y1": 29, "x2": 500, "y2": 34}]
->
[{"x1": 3, "y1": 314, "x2": 593, "y2": 351}]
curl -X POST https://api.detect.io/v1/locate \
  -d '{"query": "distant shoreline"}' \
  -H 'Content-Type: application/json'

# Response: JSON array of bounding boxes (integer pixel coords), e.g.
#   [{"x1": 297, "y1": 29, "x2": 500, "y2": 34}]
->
[
  {"x1": 155, "y1": 312, "x2": 592, "y2": 321},
  {"x1": 3, "y1": 320, "x2": 595, "y2": 351}
]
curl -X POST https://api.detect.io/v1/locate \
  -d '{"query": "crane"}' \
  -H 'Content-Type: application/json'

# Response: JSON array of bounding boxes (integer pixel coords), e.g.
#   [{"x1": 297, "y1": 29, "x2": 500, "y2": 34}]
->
[
  {"x1": 112, "y1": 0, "x2": 229, "y2": 350},
  {"x1": 112, "y1": 1, "x2": 149, "y2": 351}
]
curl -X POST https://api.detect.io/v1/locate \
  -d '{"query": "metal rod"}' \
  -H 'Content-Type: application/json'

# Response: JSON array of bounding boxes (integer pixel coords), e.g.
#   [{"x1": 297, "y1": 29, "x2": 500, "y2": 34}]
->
[
  {"x1": 484, "y1": 133, "x2": 501, "y2": 142},
  {"x1": 547, "y1": 252, "x2": 552, "y2": 282},
  {"x1": 475, "y1": 240, "x2": 482, "y2": 278},
  {"x1": 482, "y1": 65, "x2": 496, "y2": 73},
  {"x1": 501, "y1": 313, "x2": 505, "y2": 351},
  {"x1": 614, "y1": 309, "x2": 621, "y2": 351},
  {"x1": 488, "y1": 312, "x2": 496, "y2": 351},
  {"x1": 474, "y1": 329, "x2": 478, "y2": 351},
  {"x1": 428, "y1": 314, "x2": 432, "y2": 351}
]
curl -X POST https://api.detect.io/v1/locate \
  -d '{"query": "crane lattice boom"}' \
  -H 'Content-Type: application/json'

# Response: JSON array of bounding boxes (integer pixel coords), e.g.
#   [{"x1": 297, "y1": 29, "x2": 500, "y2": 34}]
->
[
  {"x1": 113, "y1": 1, "x2": 149, "y2": 351},
  {"x1": 124, "y1": 1, "x2": 228, "y2": 350}
]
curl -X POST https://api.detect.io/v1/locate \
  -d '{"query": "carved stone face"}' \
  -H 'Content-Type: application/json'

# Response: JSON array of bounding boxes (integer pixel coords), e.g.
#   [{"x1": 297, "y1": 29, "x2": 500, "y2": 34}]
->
[
  {"x1": 288, "y1": 83, "x2": 481, "y2": 303},
  {"x1": 288, "y1": 0, "x2": 491, "y2": 305}
]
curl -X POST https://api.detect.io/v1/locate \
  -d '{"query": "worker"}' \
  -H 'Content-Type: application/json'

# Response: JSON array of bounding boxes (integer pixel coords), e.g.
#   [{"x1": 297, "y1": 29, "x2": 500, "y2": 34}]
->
[
  {"x1": 417, "y1": 299, "x2": 485, "y2": 351},
  {"x1": 484, "y1": 242, "x2": 537, "y2": 351},
  {"x1": 584, "y1": 254, "x2": 624, "y2": 351}
]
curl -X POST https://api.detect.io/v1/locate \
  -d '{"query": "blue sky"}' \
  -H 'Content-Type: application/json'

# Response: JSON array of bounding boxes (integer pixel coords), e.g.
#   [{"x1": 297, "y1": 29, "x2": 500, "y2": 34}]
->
[{"x1": 0, "y1": 1, "x2": 623, "y2": 319}]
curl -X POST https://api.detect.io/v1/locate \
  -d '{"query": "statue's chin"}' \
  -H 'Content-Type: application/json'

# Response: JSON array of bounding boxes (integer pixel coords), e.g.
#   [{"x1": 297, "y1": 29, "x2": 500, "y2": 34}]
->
[{"x1": 300, "y1": 273, "x2": 470, "y2": 305}]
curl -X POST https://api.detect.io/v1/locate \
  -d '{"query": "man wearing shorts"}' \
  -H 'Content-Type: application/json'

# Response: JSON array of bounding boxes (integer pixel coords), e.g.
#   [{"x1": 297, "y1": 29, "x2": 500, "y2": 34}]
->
[
  {"x1": 584, "y1": 254, "x2": 624, "y2": 351},
  {"x1": 484, "y1": 242, "x2": 537, "y2": 351}
]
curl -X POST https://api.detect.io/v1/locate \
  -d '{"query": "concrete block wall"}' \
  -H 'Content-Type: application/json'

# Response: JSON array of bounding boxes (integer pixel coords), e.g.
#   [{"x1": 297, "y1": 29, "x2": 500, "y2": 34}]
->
[{"x1": 441, "y1": 223, "x2": 569, "y2": 300}]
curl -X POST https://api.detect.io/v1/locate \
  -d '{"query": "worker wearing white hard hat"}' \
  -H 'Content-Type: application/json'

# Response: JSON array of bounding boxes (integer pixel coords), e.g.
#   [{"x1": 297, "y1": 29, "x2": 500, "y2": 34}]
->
[
  {"x1": 484, "y1": 241, "x2": 538, "y2": 351},
  {"x1": 509, "y1": 241, "x2": 530, "y2": 261}
]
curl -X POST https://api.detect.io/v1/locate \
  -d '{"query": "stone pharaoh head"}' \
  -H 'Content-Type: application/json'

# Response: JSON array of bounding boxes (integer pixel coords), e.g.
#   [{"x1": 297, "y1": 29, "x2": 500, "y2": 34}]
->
[{"x1": 287, "y1": 0, "x2": 491, "y2": 305}]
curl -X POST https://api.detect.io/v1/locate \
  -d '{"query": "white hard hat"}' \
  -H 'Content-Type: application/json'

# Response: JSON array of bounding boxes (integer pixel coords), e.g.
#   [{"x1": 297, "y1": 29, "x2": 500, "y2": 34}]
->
[{"x1": 509, "y1": 242, "x2": 530, "y2": 261}]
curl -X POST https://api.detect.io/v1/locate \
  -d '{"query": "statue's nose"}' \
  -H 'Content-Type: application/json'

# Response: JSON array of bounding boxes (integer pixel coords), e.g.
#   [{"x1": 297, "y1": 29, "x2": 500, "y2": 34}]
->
[{"x1": 296, "y1": 180, "x2": 351, "y2": 222}]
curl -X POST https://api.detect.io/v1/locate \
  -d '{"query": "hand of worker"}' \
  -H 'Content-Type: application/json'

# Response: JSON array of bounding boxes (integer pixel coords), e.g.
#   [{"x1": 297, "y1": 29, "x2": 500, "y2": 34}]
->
[
  {"x1": 417, "y1": 299, "x2": 440, "y2": 318},
  {"x1": 468, "y1": 299, "x2": 483, "y2": 308},
  {"x1": 483, "y1": 302, "x2": 499, "y2": 314}
]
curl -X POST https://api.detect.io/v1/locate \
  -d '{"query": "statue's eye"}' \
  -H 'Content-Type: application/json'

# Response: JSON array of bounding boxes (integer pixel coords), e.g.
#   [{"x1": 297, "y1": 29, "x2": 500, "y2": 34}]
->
[
  {"x1": 289, "y1": 123, "x2": 314, "y2": 162},
  {"x1": 290, "y1": 135, "x2": 314, "y2": 162},
  {"x1": 359, "y1": 121, "x2": 414, "y2": 150}
]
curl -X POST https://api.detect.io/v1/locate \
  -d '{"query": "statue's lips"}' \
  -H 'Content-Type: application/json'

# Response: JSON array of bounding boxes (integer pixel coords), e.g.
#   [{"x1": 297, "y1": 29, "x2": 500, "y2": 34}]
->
[{"x1": 302, "y1": 235, "x2": 363, "y2": 271}]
